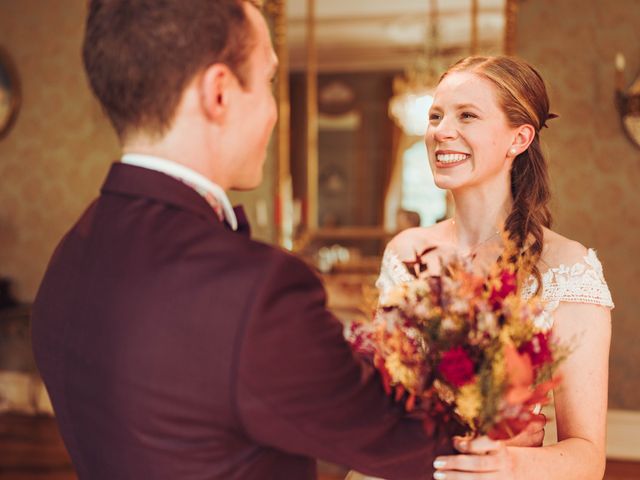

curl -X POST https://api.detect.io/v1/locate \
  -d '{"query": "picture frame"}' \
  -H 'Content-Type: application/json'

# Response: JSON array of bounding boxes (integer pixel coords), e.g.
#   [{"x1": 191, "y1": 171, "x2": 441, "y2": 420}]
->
[{"x1": 0, "y1": 46, "x2": 21, "y2": 140}]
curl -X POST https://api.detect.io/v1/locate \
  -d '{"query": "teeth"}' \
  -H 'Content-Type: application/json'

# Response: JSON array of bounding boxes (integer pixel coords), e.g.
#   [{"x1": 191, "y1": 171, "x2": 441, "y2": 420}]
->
[{"x1": 436, "y1": 153, "x2": 469, "y2": 163}]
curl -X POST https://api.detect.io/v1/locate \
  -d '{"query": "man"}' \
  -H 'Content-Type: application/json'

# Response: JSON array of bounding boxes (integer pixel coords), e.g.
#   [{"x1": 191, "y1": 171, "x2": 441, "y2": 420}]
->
[{"x1": 32, "y1": 1, "x2": 540, "y2": 479}]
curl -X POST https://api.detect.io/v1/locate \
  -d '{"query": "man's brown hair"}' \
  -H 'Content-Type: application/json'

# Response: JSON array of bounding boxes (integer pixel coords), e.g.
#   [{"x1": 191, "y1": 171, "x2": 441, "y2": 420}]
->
[{"x1": 82, "y1": 0, "x2": 261, "y2": 140}]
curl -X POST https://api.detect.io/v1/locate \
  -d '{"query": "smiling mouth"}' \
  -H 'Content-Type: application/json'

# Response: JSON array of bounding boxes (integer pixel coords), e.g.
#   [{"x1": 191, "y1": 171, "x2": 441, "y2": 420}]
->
[{"x1": 435, "y1": 152, "x2": 471, "y2": 166}]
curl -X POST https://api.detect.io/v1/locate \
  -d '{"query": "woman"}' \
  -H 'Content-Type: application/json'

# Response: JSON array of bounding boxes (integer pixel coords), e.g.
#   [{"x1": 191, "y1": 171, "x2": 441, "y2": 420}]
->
[{"x1": 376, "y1": 56, "x2": 613, "y2": 479}]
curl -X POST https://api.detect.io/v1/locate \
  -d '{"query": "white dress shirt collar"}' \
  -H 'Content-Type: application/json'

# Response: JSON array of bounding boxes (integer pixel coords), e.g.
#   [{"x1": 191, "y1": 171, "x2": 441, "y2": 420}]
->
[{"x1": 121, "y1": 153, "x2": 238, "y2": 231}]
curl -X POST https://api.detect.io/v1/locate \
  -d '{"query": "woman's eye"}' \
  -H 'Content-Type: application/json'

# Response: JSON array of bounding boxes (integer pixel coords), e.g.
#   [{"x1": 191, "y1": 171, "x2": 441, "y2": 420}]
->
[
  {"x1": 429, "y1": 113, "x2": 441, "y2": 121},
  {"x1": 461, "y1": 112, "x2": 477, "y2": 120}
]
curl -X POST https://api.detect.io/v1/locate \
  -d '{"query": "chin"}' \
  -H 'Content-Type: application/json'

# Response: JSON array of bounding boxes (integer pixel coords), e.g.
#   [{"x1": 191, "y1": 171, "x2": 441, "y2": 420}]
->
[
  {"x1": 433, "y1": 174, "x2": 466, "y2": 191},
  {"x1": 232, "y1": 173, "x2": 263, "y2": 191}
]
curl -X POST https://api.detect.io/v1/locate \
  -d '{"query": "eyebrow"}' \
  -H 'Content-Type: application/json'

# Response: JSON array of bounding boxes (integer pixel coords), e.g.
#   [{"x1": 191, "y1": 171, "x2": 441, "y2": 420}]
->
[
  {"x1": 429, "y1": 102, "x2": 482, "y2": 111},
  {"x1": 453, "y1": 103, "x2": 482, "y2": 111}
]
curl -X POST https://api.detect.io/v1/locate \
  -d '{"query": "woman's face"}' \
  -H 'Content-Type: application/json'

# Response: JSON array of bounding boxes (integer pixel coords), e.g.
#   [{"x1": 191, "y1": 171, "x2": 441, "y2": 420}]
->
[{"x1": 425, "y1": 71, "x2": 517, "y2": 191}]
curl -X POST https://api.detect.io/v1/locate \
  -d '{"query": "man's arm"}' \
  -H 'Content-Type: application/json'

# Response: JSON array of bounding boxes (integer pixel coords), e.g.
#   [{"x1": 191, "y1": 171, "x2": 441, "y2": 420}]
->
[{"x1": 235, "y1": 251, "x2": 454, "y2": 479}]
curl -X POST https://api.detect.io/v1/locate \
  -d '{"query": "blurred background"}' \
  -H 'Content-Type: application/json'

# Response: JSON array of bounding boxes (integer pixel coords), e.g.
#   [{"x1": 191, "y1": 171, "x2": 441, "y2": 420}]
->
[{"x1": 0, "y1": 0, "x2": 638, "y2": 478}]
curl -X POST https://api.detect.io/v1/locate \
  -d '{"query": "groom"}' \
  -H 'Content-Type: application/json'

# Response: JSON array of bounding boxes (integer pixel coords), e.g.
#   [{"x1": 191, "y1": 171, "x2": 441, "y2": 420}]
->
[{"x1": 31, "y1": 1, "x2": 537, "y2": 479}]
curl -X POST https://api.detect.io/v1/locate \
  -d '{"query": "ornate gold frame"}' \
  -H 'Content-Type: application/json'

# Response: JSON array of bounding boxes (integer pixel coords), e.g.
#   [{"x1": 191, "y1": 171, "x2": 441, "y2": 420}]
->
[
  {"x1": 0, "y1": 46, "x2": 21, "y2": 140},
  {"x1": 272, "y1": 1, "x2": 520, "y2": 251},
  {"x1": 264, "y1": 1, "x2": 293, "y2": 246}
]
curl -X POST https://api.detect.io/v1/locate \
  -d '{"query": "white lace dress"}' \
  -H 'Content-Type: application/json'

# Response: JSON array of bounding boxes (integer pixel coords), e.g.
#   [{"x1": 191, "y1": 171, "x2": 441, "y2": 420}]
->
[
  {"x1": 376, "y1": 247, "x2": 614, "y2": 329},
  {"x1": 346, "y1": 247, "x2": 614, "y2": 480}
]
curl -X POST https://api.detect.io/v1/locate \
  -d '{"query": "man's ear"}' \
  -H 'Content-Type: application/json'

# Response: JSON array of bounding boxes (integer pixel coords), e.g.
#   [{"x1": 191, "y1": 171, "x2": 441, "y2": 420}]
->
[
  {"x1": 199, "y1": 63, "x2": 237, "y2": 122},
  {"x1": 509, "y1": 124, "x2": 536, "y2": 157}
]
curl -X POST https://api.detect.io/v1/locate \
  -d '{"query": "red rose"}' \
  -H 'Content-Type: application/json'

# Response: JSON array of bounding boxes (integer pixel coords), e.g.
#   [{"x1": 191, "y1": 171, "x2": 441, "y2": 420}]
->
[
  {"x1": 438, "y1": 346, "x2": 475, "y2": 387},
  {"x1": 489, "y1": 270, "x2": 517, "y2": 310},
  {"x1": 519, "y1": 332, "x2": 552, "y2": 368}
]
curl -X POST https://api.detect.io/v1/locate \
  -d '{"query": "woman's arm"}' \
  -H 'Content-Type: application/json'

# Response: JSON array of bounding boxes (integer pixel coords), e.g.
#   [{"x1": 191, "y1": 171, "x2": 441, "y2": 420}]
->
[{"x1": 433, "y1": 301, "x2": 612, "y2": 480}]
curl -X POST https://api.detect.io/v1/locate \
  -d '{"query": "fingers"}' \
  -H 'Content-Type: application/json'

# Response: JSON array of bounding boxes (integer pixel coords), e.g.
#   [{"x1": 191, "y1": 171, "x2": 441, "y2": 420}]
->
[
  {"x1": 503, "y1": 416, "x2": 546, "y2": 447},
  {"x1": 530, "y1": 412, "x2": 547, "y2": 428},
  {"x1": 434, "y1": 442, "x2": 511, "y2": 479},
  {"x1": 525, "y1": 415, "x2": 546, "y2": 447},
  {"x1": 452, "y1": 435, "x2": 472, "y2": 453},
  {"x1": 453, "y1": 435, "x2": 502, "y2": 454},
  {"x1": 434, "y1": 453, "x2": 502, "y2": 473},
  {"x1": 531, "y1": 428, "x2": 545, "y2": 447},
  {"x1": 437, "y1": 437, "x2": 511, "y2": 479},
  {"x1": 433, "y1": 472, "x2": 499, "y2": 480},
  {"x1": 504, "y1": 427, "x2": 544, "y2": 447}
]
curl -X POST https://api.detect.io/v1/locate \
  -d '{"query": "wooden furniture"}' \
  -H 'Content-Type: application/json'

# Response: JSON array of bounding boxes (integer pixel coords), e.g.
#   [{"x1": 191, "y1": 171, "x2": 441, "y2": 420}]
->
[{"x1": 0, "y1": 415, "x2": 638, "y2": 479}]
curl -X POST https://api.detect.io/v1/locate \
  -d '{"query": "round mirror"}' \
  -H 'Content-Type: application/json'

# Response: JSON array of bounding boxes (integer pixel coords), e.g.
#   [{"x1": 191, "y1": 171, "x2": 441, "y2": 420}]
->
[{"x1": 0, "y1": 47, "x2": 21, "y2": 140}]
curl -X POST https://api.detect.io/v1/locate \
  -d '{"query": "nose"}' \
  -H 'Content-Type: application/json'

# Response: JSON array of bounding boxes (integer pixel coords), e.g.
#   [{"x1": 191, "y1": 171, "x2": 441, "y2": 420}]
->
[{"x1": 431, "y1": 116, "x2": 458, "y2": 143}]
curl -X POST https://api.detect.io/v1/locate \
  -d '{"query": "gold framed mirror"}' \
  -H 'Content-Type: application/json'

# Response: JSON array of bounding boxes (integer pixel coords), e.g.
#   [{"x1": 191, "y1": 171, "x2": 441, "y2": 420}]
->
[{"x1": 284, "y1": 0, "x2": 519, "y2": 268}]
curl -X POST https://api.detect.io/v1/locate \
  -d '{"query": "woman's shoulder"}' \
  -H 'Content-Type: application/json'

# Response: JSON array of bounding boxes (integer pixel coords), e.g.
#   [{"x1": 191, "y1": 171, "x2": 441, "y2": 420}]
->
[
  {"x1": 387, "y1": 220, "x2": 452, "y2": 260},
  {"x1": 540, "y1": 228, "x2": 591, "y2": 270},
  {"x1": 536, "y1": 227, "x2": 613, "y2": 310}
]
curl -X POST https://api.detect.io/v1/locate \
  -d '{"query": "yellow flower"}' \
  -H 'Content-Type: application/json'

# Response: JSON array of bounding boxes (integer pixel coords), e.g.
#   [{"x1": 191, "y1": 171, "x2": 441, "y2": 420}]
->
[
  {"x1": 456, "y1": 381, "x2": 482, "y2": 427},
  {"x1": 385, "y1": 353, "x2": 419, "y2": 390},
  {"x1": 406, "y1": 279, "x2": 428, "y2": 299},
  {"x1": 434, "y1": 379, "x2": 455, "y2": 404},
  {"x1": 382, "y1": 284, "x2": 408, "y2": 307},
  {"x1": 492, "y1": 349, "x2": 507, "y2": 388}
]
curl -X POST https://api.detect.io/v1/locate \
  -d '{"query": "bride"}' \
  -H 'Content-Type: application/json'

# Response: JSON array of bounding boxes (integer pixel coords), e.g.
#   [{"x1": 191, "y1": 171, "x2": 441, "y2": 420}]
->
[{"x1": 366, "y1": 56, "x2": 613, "y2": 480}]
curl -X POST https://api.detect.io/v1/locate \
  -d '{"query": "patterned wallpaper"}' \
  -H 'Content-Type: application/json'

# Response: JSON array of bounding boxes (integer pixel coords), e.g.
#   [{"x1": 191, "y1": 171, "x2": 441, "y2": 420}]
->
[
  {"x1": 517, "y1": 0, "x2": 640, "y2": 410},
  {"x1": 0, "y1": 0, "x2": 277, "y2": 302},
  {"x1": 0, "y1": 0, "x2": 119, "y2": 300}
]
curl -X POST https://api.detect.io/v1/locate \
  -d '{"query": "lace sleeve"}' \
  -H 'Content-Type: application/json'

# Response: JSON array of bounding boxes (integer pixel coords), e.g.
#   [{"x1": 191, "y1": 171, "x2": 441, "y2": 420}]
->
[
  {"x1": 375, "y1": 248, "x2": 414, "y2": 303},
  {"x1": 524, "y1": 248, "x2": 614, "y2": 314}
]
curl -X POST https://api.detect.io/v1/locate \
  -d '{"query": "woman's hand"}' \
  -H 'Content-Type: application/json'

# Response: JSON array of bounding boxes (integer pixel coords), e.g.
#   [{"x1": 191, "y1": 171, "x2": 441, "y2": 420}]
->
[
  {"x1": 433, "y1": 436, "x2": 514, "y2": 479},
  {"x1": 503, "y1": 413, "x2": 546, "y2": 447}
]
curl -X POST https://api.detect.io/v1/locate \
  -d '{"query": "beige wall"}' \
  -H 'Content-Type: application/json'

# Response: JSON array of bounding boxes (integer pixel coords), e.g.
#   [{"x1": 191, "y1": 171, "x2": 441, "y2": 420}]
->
[
  {"x1": 0, "y1": 0, "x2": 277, "y2": 301},
  {"x1": 0, "y1": 0, "x2": 119, "y2": 300},
  {"x1": 516, "y1": 0, "x2": 640, "y2": 410}
]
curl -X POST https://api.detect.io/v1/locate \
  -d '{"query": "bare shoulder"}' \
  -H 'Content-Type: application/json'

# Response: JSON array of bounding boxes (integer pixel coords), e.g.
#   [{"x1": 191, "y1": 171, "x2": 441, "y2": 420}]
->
[
  {"x1": 540, "y1": 227, "x2": 590, "y2": 269},
  {"x1": 387, "y1": 220, "x2": 452, "y2": 261}
]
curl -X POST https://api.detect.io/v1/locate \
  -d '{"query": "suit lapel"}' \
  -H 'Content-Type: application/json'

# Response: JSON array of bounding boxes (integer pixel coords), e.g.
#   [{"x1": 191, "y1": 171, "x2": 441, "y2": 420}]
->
[{"x1": 101, "y1": 162, "x2": 252, "y2": 236}]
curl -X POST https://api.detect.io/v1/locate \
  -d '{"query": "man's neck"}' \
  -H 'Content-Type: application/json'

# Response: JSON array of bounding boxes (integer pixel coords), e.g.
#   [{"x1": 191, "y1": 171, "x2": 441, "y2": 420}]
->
[{"x1": 122, "y1": 133, "x2": 230, "y2": 190}]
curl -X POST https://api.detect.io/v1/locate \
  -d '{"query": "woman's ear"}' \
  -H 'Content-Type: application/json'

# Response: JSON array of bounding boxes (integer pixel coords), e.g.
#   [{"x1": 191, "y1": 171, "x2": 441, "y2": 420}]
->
[
  {"x1": 198, "y1": 63, "x2": 236, "y2": 123},
  {"x1": 508, "y1": 124, "x2": 536, "y2": 157}
]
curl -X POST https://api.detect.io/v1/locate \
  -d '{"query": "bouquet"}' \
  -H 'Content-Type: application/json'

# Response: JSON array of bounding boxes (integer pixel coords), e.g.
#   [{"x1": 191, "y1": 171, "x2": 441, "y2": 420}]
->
[{"x1": 349, "y1": 245, "x2": 569, "y2": 439}]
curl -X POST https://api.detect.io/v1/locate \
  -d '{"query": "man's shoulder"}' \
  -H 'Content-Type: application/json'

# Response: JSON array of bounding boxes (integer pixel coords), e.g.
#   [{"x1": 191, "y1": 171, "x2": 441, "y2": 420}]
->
[
  {"x1": 243, "y1": 239, "x2": 319, "y2": 284},
  {"x1": 211, "y1": 232, "x2": 319, "y2": 285}
]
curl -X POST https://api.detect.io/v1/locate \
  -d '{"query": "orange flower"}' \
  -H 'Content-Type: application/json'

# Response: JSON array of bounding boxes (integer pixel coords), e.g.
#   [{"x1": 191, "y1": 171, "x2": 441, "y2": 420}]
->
[{"x1": 504, "y1": 343, "x2": 534, "y2": 404}]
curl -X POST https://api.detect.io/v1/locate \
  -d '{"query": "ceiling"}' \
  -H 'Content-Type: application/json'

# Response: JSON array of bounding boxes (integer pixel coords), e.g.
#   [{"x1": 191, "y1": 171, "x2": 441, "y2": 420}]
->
[{"x1": 285, "y1": 0, "x2": 507, "y2": 72}]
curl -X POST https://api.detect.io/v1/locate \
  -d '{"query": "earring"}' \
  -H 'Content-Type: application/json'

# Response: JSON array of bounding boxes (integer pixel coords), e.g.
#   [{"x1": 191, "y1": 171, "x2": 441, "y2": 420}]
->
[{"x1": 510, "y1": 148, "x2": 517, "y2": 155}]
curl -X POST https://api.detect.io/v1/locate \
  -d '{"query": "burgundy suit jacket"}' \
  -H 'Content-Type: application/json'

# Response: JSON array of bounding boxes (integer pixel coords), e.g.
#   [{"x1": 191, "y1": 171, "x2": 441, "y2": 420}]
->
[{"x1": 32, "y1": 163, "x2": 453, "y2": 479}]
